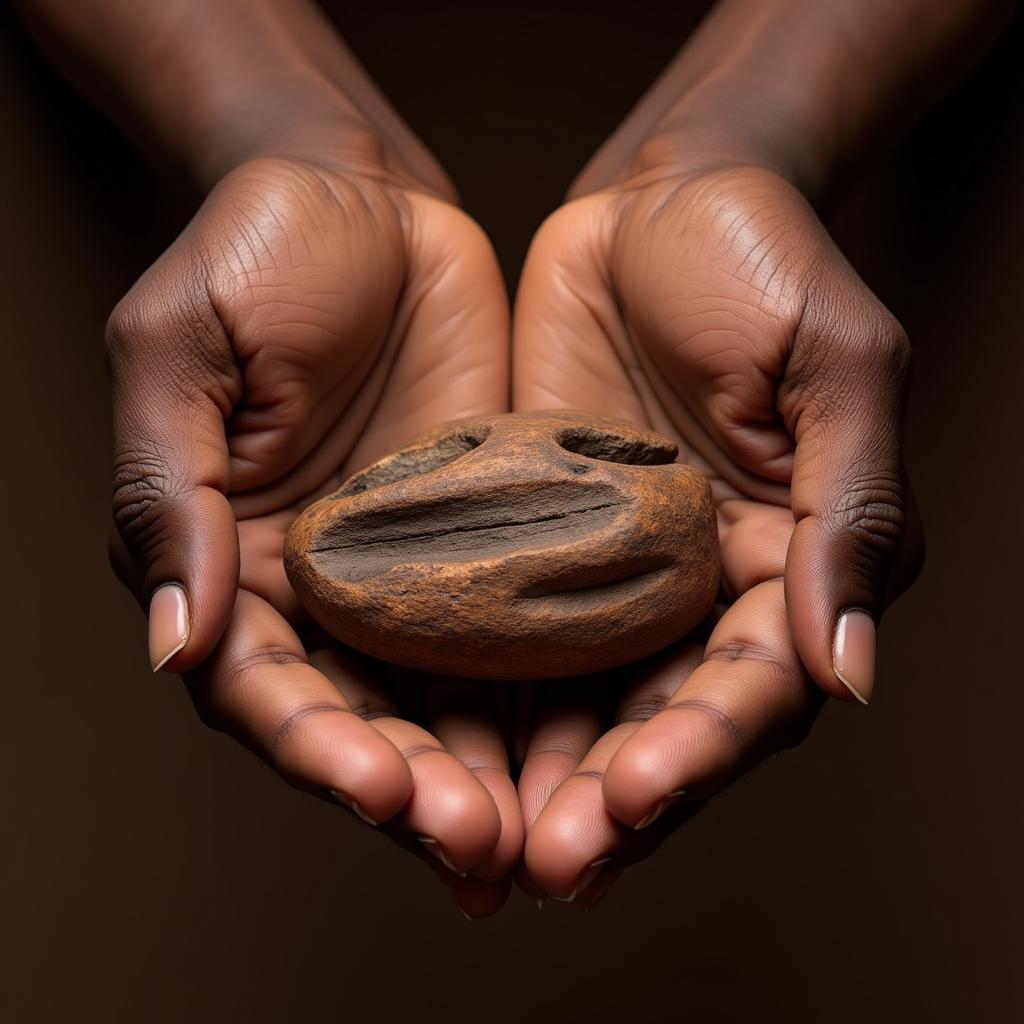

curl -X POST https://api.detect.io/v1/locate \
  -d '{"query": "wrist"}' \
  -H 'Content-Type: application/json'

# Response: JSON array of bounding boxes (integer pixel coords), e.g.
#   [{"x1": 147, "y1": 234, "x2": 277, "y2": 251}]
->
[
  {"x1": 89, "y1": 3, "x2": 454, "y2": 199},
  {"x1": 184, "y1": 75, "x2": 384, "y2": 191},
  {"x1": 574, "y1": 0, "x2": 1009, "y2": 208},
  {"x1": 600, "y1": 71, "x2": 839, "y2": 206},
  {"x1": 186, "y1": 73, "x2": 456, "y2": 204},
  {"x1": 161, "y1": 33, "x2": 441, "y2": 195}
]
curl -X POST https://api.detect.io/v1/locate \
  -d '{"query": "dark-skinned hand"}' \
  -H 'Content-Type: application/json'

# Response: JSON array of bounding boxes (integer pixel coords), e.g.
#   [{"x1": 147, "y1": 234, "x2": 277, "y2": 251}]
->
[
  {"x1": 107, "y1": 151, "x2": 522, "y2": 914},
  {"x1": 512, "y1": 155, "x2": 924, "y2": 904}
]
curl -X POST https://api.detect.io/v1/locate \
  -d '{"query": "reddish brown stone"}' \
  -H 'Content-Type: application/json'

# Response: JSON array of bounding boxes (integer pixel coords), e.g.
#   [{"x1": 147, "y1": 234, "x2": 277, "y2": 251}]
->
[{"x1": 284, "y1": 410, "x2": 720, "y2": 679}]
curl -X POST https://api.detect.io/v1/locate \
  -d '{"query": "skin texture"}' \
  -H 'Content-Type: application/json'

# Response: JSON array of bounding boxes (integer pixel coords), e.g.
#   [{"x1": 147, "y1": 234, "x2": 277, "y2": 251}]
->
[
  {"x1": 513, "y1": 160, "x2": 898, "y2": 901},
  {"x1": 509, "y1": 0, "x2": 1009, "y2": 903},
  {"x1": 16, "y1": 0, "x2": 1011, "y2": 914},
  {"x1": 107, "y1": 154, "x2": 525, "y2": 890},
  {"x1": 18, "y1": 0, "x2": 524, "y2": 908}
]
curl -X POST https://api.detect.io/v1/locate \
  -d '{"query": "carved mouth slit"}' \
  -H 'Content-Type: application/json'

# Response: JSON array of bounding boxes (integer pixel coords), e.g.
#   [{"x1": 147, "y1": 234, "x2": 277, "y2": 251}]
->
[
  {"x1": 518, "y1": 560, "x2": 676, "y2": 614},
  {"x1": 310, "y1": 482, "x2": 630, "y2": 581}
]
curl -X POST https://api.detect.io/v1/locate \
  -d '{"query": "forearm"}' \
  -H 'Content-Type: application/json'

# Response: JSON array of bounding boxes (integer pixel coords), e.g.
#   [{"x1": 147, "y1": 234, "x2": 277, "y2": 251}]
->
[
  {"x1": 574, "y1": 0, "x2": 1013, "y2": 203},
  {"x1": 15, "y1": 0, "x2": 452, "y2": 195}
]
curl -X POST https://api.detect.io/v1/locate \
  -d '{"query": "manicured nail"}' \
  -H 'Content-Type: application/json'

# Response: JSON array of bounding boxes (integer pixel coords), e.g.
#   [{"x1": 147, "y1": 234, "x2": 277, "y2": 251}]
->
[
  {"x1": 555, "y1": 856, "x2": 611, "y2": 903},
  {"x1": 330, "y1": 790, "x2": 378, "y2": 826},
  {"x1": 833, "y1": 609, "x2": 876, "y2": 705},
  {"x1": 634, "y1": 788, "x2": 688, "y2": 830},
  {"x1": 418, "y1": 835, "x2": 467, "y2": 877},
  {"x1": 149, "y1": 584, "x2": 189, "y2": 672}
]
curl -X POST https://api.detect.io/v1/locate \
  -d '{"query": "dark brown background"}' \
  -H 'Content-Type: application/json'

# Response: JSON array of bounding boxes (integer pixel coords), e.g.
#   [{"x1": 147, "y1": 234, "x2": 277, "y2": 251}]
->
[{"x1": 2, "y1": 3, "x2": 1021, "y2": 1021}]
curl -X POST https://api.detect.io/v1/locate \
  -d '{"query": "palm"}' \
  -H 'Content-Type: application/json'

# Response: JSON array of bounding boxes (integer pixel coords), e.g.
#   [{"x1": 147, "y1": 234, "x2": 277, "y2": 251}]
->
[
  {"x1": 511, "y1": 167, "x2": 828, "y2": 902},
  {"x1": 130, "y1": 156, "x2": 521, "y2": 913},
  {"x1": 186, "y1": 158, "x2": 509, "y2": 617},
  {"x1": 519, "y1": 166, "x2": 850, "y2": 495}
]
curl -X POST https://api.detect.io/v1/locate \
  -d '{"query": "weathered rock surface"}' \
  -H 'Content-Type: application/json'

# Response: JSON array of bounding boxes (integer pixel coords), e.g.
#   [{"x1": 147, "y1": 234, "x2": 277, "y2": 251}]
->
[{"x1": 285, "y1": 410, "x2": 720, "y2": 679}]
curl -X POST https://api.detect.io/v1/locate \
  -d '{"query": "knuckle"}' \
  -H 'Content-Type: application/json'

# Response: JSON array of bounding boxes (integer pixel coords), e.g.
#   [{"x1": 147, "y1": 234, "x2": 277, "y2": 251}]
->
[
  {"x1": 104, "y1": 296, "x2": 146, "y2": 363},
  {"x1": 791, "y1": 293, "x2": 911, "y2": 400},
  {"x1": 105, "y1": 281, "x2": 235, "y2": 400},
  {"x1": 822, "y1": 305, "x2": 911, "y2": 380},
  {"x1": 104, "y1": 290, "x2": 190, "y2": 360},
  {"x1": 853, "y1": 316, "x2": 911, "y2": 382},
  {"x1": 110, "y1": 446, "x2": 180, "y2": 554},
  {"x1": 884, "y1": 319, "x2": 911, "y2": 365},
  {"x1": 188, "y1": 650, "x2": 320, "y2": 746},
  {"x1": 698, "y1": 638, "x2": 821, "y2": 761},
  {"x1": 830, "y1": 474, "x2": 907, "y2": 567}
]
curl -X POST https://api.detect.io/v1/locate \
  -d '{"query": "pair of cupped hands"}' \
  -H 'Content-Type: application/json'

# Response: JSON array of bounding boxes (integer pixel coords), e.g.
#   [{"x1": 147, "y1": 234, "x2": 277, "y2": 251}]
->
[{"x1": 107, "y1": 127, "x2": 921, "y2": 916}]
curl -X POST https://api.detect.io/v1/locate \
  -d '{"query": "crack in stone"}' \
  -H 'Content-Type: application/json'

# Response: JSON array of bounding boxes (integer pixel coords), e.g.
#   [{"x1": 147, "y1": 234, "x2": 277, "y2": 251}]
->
[{"x1": 310, "y1": 499, "x2": 630, "y2": 553}]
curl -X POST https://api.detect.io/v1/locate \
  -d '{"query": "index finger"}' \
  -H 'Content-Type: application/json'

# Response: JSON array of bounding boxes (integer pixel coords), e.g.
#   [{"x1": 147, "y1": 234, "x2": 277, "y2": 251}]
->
[
  {"x1": 602, "y1": 579, "x2": 820, "y2": 829},
  {"x1": 188, "y1": 589, "x2": 413, "y2": 826}
]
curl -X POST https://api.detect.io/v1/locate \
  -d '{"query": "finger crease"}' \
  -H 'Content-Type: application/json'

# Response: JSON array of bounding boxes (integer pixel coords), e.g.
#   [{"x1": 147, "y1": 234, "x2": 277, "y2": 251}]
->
[
  {"x1": 529, "y1": 739, "x2": 590, "y2": 759},
  {"x1": 617, "y1": 695, "x2": 669, "y2": 723},
  {"x1": 268, "y1": 702, "x2": 350, "y2": 751},
  {"x1": 401, "y1": 744, "x2": 444, "y2": 762},
  {"x1": 706, "y1": 641, "x2": 782, "y2": 666},
  {"x1": 463, "y1": 758, "x2": 505, "y2": 775},
  {"x1": 230, "y1": 646, "x2": 307, "y2": 675},
  {"x1": 348, "y1": 701, "x2": 397, "y2": 722},
  {"x1": 664, "y1": 698, "x2": 746, "y2": 749}
]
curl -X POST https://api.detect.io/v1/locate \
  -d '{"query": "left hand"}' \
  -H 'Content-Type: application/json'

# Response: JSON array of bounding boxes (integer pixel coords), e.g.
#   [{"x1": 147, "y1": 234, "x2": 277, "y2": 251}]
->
[
  {"x1": 107, "y1": 153, "x2": 521, "y2": 916},
  {"x1": 512, "y1": 154, "x2": 924, "y2": 902}
]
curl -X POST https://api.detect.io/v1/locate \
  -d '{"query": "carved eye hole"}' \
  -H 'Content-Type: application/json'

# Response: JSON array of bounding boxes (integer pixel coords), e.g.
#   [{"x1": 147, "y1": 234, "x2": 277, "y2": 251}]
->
[
  {"x1": 337, "y1": 425, "x2": 492, "y2": 497},
  {"x1": 557, "y1": 426, "x2": 677, "y2": 465}
]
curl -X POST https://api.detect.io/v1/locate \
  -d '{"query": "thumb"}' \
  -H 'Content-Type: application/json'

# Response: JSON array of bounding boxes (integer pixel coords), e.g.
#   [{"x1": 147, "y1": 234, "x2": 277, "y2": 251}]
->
[
  {"x1": 783, "y1": 283, "x2": 922, "y2": 704},
  {"x1": 106, "y1": 288, "x2": 241, "y2": 674}
]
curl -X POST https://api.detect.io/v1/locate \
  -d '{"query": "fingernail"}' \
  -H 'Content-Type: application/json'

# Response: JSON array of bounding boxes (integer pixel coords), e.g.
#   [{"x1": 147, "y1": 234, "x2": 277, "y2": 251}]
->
[
  {"x1": 330, "y1": 790, "x2": 378, "y2": 826},
  {"x1": 555, "y1": 856, "x2": 611, "y2": 903},
  {"x1": 536, "y1": 898, "x2": 544, "y2": 911},
  {"x1": 833, "y1": 609, "x2": 876, "y2": 705},
  {"x1": 418, "y1": 835, "x2": 467, "y2": 877},
  {"x1": 149, "y1": 584, "x2": 189, "y2": 672},
  {"x1": 634, "y1": 788, "x2": 687, "y2": 830}
]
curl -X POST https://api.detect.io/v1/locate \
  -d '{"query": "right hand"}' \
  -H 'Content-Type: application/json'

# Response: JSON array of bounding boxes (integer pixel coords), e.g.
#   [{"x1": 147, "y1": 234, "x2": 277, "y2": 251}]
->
[
  {"x1": 511, "y1": 157, "x2": 923, "y2": 903},
  {"x1": 107, "y1": 150, "x2": 521, "y2": 912}
]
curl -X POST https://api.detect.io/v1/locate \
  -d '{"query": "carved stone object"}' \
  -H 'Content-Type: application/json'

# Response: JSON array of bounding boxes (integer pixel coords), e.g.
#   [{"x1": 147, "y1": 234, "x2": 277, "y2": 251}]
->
[{"x1": 284, "y1": 410, "x2": 719, "y2": 679}]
